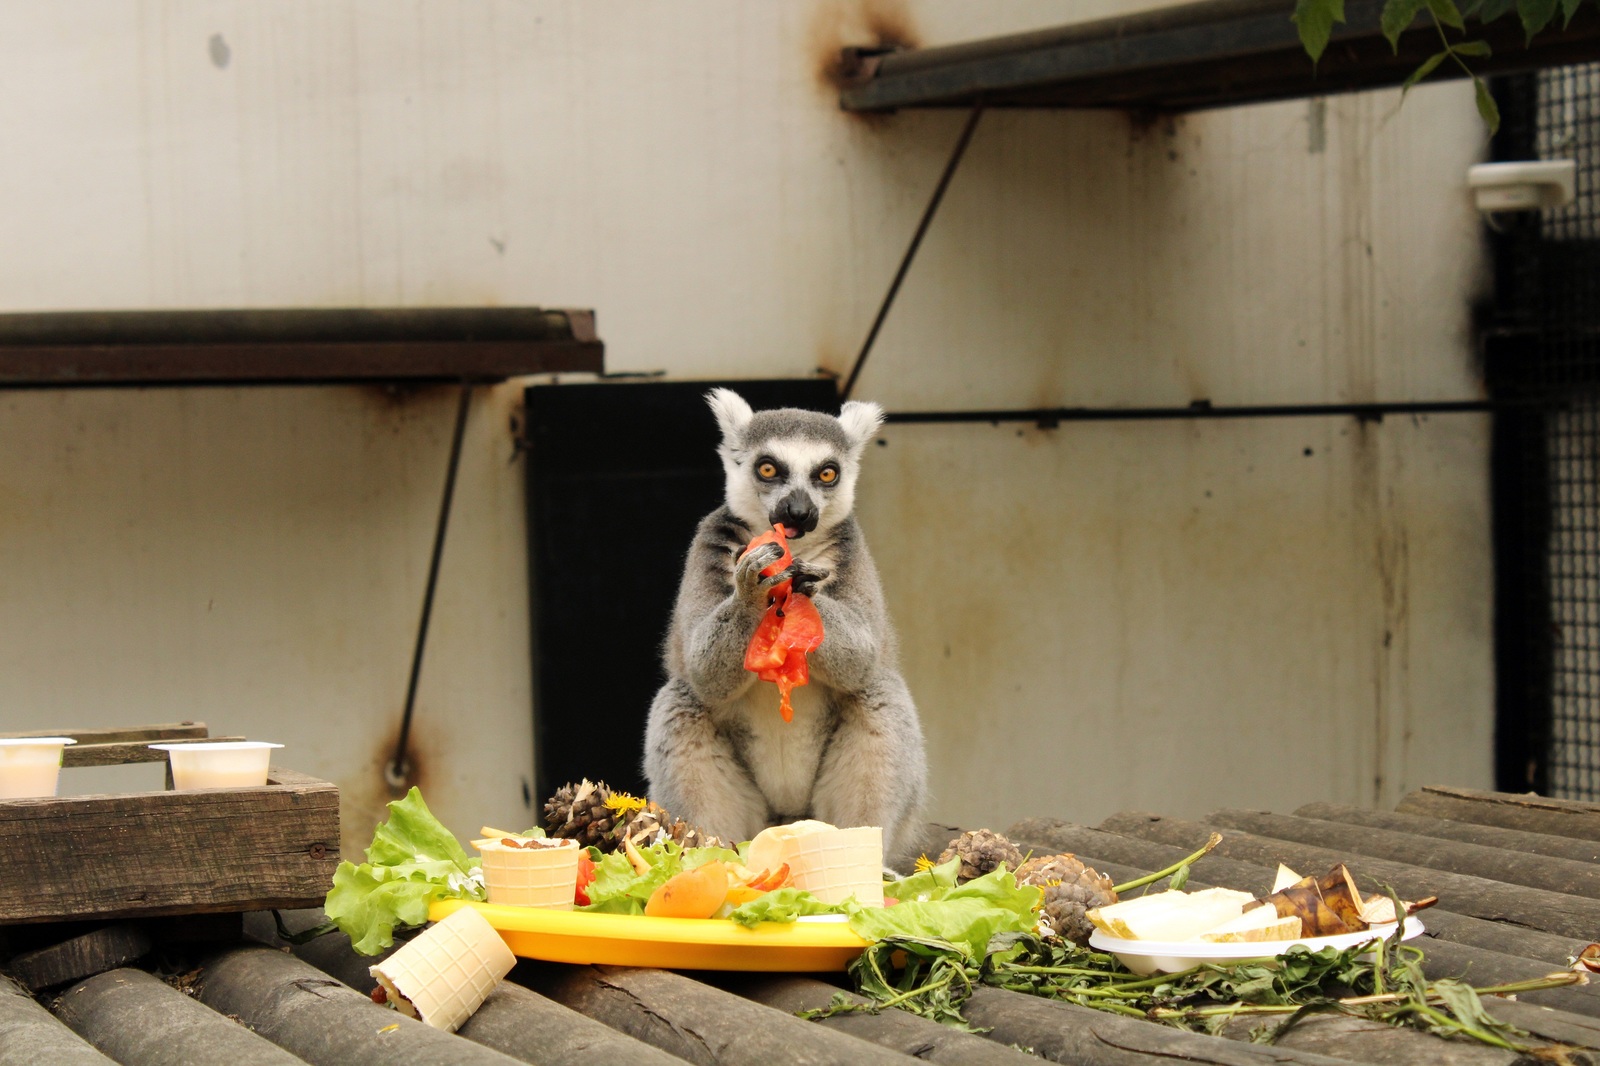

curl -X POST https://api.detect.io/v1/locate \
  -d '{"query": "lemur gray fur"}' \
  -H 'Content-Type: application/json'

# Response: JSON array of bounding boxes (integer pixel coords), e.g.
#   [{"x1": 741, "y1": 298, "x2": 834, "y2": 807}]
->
[{"x1": 643, "y1": 388, "x2": 928, "y2": 869}]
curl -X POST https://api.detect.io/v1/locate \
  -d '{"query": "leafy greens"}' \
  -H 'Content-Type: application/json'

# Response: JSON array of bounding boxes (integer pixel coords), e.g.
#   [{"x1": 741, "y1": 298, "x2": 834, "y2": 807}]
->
[{"x1": 323, "y1": 787, "x2": 487, "y2": 955}]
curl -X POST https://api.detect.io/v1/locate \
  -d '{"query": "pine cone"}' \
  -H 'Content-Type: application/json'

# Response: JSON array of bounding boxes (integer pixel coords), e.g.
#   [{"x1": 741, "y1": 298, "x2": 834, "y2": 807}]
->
[
  {"x1": 1038, "y1": 882, "x2": 1115, "y2": 946},
  {"x1": 623, "y1": 805, "x2": 723, "y2": 850},
  {"x1": 542, "y1": 779, "x2": 620, "y2": 849},
  {"x1": 542, "y1": 779, "x2": 722, "y2": 852},
  {"x1": 1015, "y1": 853, "x2": 1118, "y2": 946},
  {"x1": 937, "y1": 829, "x2": 1025, "y2": 882}
]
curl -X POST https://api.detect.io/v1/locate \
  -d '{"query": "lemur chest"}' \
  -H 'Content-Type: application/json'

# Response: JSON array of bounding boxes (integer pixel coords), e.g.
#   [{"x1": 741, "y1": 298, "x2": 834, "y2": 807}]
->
[{"x1": 721, "y1": 683, "x2": 833, "y2": 818}]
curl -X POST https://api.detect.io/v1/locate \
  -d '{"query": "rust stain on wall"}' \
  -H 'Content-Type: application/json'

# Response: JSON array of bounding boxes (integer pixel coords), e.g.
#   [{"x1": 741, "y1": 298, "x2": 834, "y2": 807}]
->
[
  {"x1": 808, "y1": 0, "x2": 919, "y2": 93},
  {"x1": 338, "y1": 719, "x2": 433, "y2": 858}
]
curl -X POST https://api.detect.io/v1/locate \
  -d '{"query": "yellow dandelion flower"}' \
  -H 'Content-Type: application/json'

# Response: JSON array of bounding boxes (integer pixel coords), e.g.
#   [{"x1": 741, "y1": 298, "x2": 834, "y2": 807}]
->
[
  {"x1": 604, "y1": 792, "x2": 648, "y2": 814},
  {"x1": 914, "y1": 853, "x2": 935, "y2": 873}
]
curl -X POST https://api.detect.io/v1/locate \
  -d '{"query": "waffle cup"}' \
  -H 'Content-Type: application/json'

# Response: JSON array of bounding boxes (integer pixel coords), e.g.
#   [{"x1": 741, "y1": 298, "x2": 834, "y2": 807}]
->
[
  {"x1": 475, "y1": 836, "x2": 581, "y2": 908},
  {"x1": 782, "y1": 825, "x2": 885, "y2": 907},
  {"x1": 369, "y1": 905, "x2": 514, "y2": 1032}
]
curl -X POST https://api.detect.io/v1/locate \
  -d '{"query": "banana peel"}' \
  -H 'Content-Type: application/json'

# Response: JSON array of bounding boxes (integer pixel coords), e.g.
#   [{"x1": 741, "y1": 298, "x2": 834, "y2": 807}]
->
[{"x1": 1246, "y1": 864, "x2": 1368, "y2": 937}]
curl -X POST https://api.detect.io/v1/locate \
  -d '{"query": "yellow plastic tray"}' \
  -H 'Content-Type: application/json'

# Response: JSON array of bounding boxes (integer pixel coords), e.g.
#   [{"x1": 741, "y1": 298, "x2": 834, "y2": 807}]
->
[{"x1": 429, "y1": 899, "x2": 870, "y2": 971}]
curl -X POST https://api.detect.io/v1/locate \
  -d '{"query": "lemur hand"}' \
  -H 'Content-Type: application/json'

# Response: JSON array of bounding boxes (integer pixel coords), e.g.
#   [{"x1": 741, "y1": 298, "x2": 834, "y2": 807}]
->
[
  {"x1": 734, "y1": 541, "x2": 788, "y2": 606},
  {"x1": 787, "y1": 561, "x2": 830, "y2": 598}
]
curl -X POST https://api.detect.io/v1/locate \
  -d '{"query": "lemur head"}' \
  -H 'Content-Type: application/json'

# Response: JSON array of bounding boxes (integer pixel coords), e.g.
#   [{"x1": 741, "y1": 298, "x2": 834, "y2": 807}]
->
[{"x1": 707, "y1": 388, "x2": 885, "y2": 540}]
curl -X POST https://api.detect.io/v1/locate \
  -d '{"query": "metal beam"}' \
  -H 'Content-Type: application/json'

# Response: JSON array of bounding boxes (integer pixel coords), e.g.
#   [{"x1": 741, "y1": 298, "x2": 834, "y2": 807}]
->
[
  {"x1": 0, "y1": 307, "x2": 602, "y2": 387},
  {"x1": 840, "y1": 0, "x2": 1600, "y2": 113}
]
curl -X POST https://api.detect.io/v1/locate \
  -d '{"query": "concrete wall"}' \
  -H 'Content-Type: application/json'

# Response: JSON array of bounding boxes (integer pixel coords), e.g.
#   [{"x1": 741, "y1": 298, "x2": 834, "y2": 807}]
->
[{"x1": 0, "y1": 2, "x2": 1493, "y2": 856}]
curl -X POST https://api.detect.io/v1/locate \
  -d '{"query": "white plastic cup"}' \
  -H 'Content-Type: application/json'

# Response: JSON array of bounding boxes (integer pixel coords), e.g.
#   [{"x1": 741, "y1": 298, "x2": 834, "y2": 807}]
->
[
  {"x1": 149, "y1": 741, "x2": 283, "y2": 789},
  {"x1": 0, "y1": 738, "x2": 76, "y2": 799},
  {"x1": 474, "y1": 836, "x2": 581, "y2": 908}
]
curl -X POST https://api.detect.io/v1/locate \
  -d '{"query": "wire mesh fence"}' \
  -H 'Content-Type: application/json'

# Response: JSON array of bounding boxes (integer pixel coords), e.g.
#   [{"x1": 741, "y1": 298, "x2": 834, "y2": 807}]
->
[{"x1": 1493, "y1": 66, "x2": 1600, "y2": 800}]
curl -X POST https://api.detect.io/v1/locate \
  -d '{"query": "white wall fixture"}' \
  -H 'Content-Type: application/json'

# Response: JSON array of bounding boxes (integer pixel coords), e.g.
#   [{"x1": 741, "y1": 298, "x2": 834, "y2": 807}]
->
[{"x1": 1468, "y1": 160, "x2": 1577, "y2": 212}]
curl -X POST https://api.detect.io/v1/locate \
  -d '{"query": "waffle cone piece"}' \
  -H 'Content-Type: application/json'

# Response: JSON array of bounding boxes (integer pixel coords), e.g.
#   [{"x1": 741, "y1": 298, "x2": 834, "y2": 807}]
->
[
  {"x1": 370, "y1": 905, "x2": 514, "y2": 1032},
  {"x1": 475, "y1": 837, "x2": 581, "y2": 909},
  {"x1": 773, "y1": 824, "x2": 885, "y2": 906}
]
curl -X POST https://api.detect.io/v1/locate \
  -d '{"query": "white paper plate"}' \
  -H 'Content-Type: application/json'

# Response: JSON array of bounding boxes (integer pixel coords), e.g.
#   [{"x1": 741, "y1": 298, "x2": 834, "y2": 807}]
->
[{"x1": 1088, "y1": 916, "x2": 1425, "y2": 975}]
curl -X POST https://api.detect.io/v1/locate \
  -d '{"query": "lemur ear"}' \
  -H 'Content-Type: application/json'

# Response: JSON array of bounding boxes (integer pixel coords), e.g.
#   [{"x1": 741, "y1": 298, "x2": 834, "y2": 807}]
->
[
  {"x1": 706, "y1": 388, "x2": 754, "y2": 444},
  {"x1": 838, "y1": 400, "x2": 886, "y2": 450}
]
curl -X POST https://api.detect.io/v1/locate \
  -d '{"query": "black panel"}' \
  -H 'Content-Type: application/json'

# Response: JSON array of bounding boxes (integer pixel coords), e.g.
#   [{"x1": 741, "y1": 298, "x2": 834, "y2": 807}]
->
[{"x1": 524, "y1": 379, "x2": 843, "y2": 806}]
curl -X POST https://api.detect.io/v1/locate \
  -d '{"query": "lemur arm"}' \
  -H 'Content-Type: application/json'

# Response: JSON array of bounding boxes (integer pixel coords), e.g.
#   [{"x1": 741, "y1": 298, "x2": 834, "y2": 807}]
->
[
  {"x1": 673, "y1": 514, "x2": 781, "y2": 705},
  {"x1": 804, "y1": 590, "x2": 884, "y2": 691}
]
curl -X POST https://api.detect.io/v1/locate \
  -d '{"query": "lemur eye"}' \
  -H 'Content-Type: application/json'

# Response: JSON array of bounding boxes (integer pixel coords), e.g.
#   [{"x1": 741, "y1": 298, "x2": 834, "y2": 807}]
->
[
  {"x1": 757, "y1": 461, "x2": 779, "y2": 480},
  {"x1": 817, "y1": 465, "x2": 839, "y2": 484}
]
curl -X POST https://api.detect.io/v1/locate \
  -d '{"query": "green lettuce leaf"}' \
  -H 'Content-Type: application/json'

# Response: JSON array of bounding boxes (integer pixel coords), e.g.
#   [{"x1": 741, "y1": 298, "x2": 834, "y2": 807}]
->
[
  {"x1": 884, "y1": 857, "x2": 961, "y2": 902},
  {"x1": 323, "y1": 787, "x2": 484, "y2": 955},
  {"x1": 579, "y1": 841, "x2": 741, "y2": 915},
  {"x1": 846, "y1": 865, "x2": 1041, "y2": 960},
  {"x1": 726, "y1": 888, "x2": 846, "y2": 927}
]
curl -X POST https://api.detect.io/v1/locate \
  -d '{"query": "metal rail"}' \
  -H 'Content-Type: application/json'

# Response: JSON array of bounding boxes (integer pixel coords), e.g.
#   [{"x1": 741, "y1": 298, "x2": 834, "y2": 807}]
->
[
  {"x1": 885, "y1": 398, "x2": 1525, "y2": 426},
  {"x1": 387, "y1": 382, "x2": 473, "y2": 790},
  {"x1": 840, "y1": 106, "x2": 984, "y2": 402}
]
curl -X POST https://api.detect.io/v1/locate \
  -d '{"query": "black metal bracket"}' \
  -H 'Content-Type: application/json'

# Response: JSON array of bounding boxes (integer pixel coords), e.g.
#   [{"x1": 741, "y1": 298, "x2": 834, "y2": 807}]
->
[{"x1": 387, "y1": 382, "x2": 473, "y2": 791}]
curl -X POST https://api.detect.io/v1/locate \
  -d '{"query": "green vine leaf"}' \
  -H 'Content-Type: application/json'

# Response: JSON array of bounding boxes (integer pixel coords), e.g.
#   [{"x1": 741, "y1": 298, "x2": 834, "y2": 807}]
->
[
  {"x1": 1425, "y1": 0, "x2": 1468, "y2": 29},
  {"x1": 1519, "y1": 0, "x2": 1560, "y2": 38},
  {"x1": 1402, "y1": 49, "x2": 1452, "y2": 89},
  {"x1": 1382, "y1": 0, "x2": 1427, "y2": 48},
  {"x1": 1294, "y1": 0, "x2": 1347, "y2": 61},
  {"x1": 1560, "y1": 0, "x2": 1584, "y2": 26},
  {"x1": 1474, "y1": 75, "x2": 1502, "y2": 132}
]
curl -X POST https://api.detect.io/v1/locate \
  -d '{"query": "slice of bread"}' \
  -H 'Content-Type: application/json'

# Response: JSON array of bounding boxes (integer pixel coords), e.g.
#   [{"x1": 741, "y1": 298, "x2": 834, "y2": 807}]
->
[
  {"x1": 1089, "y1": 888, "x2": 1255, "y2": 940},
  {"x1": 1199, "y1": 906, "x2": 1303, "y2": 942}
]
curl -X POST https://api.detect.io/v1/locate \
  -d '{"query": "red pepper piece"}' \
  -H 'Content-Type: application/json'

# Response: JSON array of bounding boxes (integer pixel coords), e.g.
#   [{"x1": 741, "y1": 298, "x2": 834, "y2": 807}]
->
[
  {"x1": 739, "y1": 526, "x2": 825, "y2": 723},
  {"x1": 574, "y1": 850, "x2": 597, "y2": 906},
  {"x1": 740, "y1": 525, "x2": 794, "y2": 583}
]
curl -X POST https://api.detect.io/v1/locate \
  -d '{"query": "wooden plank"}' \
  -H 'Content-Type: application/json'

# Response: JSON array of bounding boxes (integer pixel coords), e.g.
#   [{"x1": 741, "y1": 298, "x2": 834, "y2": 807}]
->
[
  {"x1": 1214, "y1": 1011, "x2": 1525, "y2": 1064},
  {"x1": 194, "y1": 945, "x2": 525, "y2": 1066},
  {"x1": 1209, "y1": 808, "x2": 1600, "y2": 898},
  {"x1": 65, "y1": 737, "x2": 245, "y2": 768},
  {"x1": 959, "y1": 986, "x2": 1359, "y2": 1065},
  {"x1": 713, "y1": 973, "x2": 1042, "y2": 1066},
  {"x1": 54, "y1": 968, "x2": 307, "y2": 1066},
  {"x1": 1100, "y1": 810, "x2": 1600, "y2": 943},
  {"x1": 249, "y1": 909, "x2": 694, "y2": 1066},
  {"x1": 0, "y1": 771, "x2": 338, "y2": 923},
  {"x1": 0, "y1": 973, "x2": 117, "y2": 1066},
  {"x1": 1296, "y1": 802, "x2": 1600, "y2": 865},
  {"x1": 457, "y1": 981, "x2": 693, "y2": 1066},
  {"x1": 1010, "y1": 816, "x2": 1598, "y2": 967},
  {"x1": 1008, "y1": 817, "x2": 1278, "y2": 894},
  {"x1": 1481, "y1": 997, "x2": 1600, "y2": 1053},
  {"x1": 0, "y1": 723, "x2": 208, "y2": 744},
  {"x1": 1397, "y1": 787, "x2": 1600, "y2": 842},
  {"x1": 904, "y1": 822, "x2": 964, "y2": 869},
  {"x1": 8, "y1": 925, "x2": 152, "y2": 992},
  {"x1": 1410, "y1": 938, "x2": 1600, "y2": 1018},
  {"x1": 520, "y1": 963, "x2": 921, "y2": 1066}
]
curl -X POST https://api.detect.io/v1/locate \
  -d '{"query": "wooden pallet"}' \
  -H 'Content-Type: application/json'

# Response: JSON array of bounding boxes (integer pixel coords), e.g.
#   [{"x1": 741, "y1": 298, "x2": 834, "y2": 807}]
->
[{"x1": 0, "y1": 723, "x2": 339, "y2": 925}]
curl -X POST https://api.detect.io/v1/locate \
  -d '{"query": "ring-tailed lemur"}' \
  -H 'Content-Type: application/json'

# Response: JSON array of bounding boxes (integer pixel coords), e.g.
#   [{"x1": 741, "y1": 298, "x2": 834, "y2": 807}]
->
[{"x1": 643, "y1": 388, "x2": 928, "y2": 869}]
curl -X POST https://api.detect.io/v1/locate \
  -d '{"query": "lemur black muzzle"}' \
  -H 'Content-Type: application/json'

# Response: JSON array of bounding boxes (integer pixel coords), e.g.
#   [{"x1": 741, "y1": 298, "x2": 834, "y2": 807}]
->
[{"x1": 772, "y1": 490, "x2": 819, "y2": 538}]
